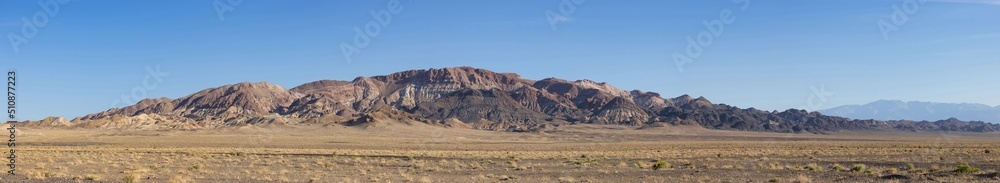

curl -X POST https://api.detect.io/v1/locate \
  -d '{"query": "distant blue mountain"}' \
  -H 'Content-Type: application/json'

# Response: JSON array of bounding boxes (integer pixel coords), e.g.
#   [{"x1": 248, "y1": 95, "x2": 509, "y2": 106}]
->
[{"x1": 820, "y1": 100, "x2": 1000, "y2": 123}]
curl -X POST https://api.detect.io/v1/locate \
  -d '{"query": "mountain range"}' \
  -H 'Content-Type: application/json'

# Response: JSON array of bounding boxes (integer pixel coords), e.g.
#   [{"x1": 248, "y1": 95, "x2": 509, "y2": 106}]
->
[
  {"x1": 820, "y1": 100, "x2": 1000, "y2": 123},
  {"x1": 20, "y1": 67, "x2": 1000, "y2": 133}
]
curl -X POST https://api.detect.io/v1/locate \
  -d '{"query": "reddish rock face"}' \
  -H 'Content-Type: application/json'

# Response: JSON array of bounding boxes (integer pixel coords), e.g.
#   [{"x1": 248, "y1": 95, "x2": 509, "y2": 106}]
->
[{"x1": 47, "y1": 67, "x2": 999, "y2": 133}]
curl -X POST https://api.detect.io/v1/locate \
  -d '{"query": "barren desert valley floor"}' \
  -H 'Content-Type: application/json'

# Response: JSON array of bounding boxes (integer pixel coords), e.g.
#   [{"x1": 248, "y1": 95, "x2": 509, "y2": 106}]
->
[{"x1": 2, "y1": 122, "x2": 998, "y2": 183}]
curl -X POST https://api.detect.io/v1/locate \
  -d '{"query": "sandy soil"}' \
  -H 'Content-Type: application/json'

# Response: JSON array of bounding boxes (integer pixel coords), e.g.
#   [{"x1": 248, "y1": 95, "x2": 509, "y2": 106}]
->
[{"x1": 0, "y1": 123, "x2": 998, "y2": 182}]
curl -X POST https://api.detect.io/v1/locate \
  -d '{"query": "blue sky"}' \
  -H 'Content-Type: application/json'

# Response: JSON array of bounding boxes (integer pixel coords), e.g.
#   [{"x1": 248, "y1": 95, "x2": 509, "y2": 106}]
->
[{"x1": 1, "y1": 0, "x2": 998, "y2": 120}]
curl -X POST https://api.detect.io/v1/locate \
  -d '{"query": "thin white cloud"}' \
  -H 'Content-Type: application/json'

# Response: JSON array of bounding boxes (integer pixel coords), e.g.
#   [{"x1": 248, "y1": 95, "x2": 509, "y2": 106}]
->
[{"x1": 929, "y1": 0, "x2": 1000, "y2": 5}]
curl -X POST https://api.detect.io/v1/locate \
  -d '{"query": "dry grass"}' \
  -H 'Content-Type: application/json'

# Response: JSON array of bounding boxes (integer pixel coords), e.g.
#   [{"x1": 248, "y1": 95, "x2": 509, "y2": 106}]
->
[{"x1": 0, "y1": 124, "x2": 998, "y2": 182}]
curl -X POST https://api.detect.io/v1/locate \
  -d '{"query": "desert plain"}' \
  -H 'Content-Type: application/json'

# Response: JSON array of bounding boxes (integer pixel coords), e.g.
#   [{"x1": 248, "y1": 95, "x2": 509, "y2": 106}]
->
[{"x1": 1, "y1": 122, "x2": 998, "y2": 183}]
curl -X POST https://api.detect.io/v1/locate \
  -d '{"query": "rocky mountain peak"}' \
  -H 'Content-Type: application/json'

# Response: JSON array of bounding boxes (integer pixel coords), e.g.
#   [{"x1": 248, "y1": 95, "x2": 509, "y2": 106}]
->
[
  {"x1": 573, "y1": 79, "x2": 631, "y2": 98},
  {"x1": 171, "y1": 81, "x2": 296, "y2": 117}
]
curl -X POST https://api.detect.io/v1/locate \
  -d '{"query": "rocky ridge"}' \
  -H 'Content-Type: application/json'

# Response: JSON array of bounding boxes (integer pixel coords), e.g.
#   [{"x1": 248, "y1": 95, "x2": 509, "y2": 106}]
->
[{"x1": 20, "y1": 67, "x2": 1000, "y2": 133}]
